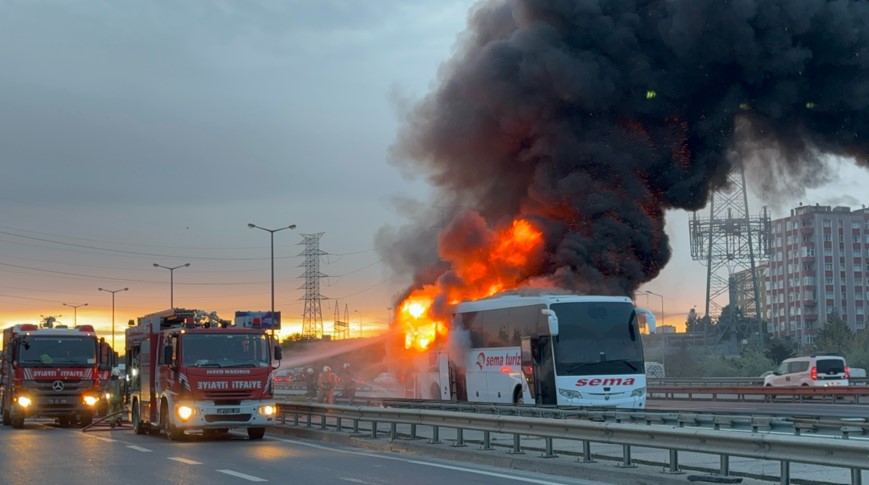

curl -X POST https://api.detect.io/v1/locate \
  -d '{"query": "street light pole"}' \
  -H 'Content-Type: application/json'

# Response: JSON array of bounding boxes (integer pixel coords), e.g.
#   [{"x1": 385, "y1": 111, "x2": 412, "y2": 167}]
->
[
  {"x1": 62, "y1": 302, "x2": 88, "y2": 326},
  {"x1": 99, "y1": 288, "x2": 128, "y2": 351},
  {"x1": 153, "y1": 263, "x2": 190, "y2": 308},
  {"x1": 247, "y1": 223, "x2": 296, "y2": 333}
]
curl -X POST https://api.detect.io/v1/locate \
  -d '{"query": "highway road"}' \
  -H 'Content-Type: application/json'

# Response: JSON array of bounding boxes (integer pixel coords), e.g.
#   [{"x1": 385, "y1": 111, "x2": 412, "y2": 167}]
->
[
  {"x1": 0, "y1": 419, "x2": 614, "y2": 485},
  {"x1": 2, "y1": 394, "x2": 864, "y2": 485}
]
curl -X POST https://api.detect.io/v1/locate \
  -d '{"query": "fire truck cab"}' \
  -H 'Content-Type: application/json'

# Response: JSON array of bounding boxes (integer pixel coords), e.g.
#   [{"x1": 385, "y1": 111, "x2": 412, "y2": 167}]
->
[
  {"x1": 125, "y1": 309, "x2": 282, "y2": 440},
  {"x1": 1, "y1": 321, "x2": 113, "y2": 428}
]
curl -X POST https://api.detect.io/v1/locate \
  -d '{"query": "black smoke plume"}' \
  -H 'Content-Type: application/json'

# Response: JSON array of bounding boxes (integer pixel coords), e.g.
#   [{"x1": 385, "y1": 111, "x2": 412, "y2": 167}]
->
[{"x1": 381, "y1": 0, "x2": 869, "y2": 299}]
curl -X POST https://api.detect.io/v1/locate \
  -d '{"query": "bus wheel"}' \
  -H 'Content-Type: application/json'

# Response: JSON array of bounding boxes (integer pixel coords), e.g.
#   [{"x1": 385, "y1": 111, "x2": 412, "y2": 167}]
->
[
  {"x1": 58, "y1": 416, "x2": 71, "y2": 427},
  {"x1": 513, "y1": 388, "x2": 524, "y2": 405},
  {"x1": 247, "y1": 427, "x2": 266, "y2": 440}
]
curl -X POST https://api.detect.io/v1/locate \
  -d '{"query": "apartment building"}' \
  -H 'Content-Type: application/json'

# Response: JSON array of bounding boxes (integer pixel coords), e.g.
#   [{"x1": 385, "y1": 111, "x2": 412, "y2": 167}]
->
[{"x1": 766, "y1": 204, "x2": 869, "y2": 346}]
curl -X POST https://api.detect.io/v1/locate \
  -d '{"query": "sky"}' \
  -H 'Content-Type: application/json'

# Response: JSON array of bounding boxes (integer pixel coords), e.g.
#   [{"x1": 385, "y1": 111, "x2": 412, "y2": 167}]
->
[{"x1": 2, "y1": 0, "x2": 869, "y2": 347}]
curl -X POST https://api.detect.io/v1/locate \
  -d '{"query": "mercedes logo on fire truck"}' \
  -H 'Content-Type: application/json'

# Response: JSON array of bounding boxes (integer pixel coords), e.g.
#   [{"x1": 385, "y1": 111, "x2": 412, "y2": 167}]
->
[{"x1": 52, "y1": 380, "x2": 65, "y2": 392}]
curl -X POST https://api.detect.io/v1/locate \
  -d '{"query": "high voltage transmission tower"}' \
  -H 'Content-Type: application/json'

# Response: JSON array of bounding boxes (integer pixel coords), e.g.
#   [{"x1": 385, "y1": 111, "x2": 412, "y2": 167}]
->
[
  {"x1": 299, "y1": 232, "x2": 327, "y2": 339},
  {"x1": 333, "y1": 301, "x2": 349, "y2": 340},
  {"x1": 689, "y1": 162, "x2": 770, "y2": 348}
]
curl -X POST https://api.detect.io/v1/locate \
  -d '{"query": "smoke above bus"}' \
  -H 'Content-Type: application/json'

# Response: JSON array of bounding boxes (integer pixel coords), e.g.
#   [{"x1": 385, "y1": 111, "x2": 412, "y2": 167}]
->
[{"x1": 379, "y1": 0, "x2": 869, "y2": 349}]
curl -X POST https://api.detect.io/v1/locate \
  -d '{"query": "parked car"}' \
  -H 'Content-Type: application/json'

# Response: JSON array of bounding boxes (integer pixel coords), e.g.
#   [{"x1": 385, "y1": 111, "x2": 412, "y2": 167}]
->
[{"x1": 763, "y1": 354, "x2": 849, "y2": 387}]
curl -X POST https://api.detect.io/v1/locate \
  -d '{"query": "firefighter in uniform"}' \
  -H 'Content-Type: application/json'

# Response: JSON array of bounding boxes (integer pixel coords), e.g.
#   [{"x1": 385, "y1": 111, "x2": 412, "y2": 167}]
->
[
  {"x1": 304, "y1": 367, "x2": 317, "y2": 399},
  {"x1": 317, "y1": 365, "x2": 338, "y2": 404},
  {"x1": 341, "y1": 363, "x2": 357, "y2": 404}
]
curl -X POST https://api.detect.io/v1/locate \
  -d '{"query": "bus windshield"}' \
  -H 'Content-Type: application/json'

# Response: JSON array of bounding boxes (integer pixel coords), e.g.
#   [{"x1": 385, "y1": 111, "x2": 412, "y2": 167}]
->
[
  {"x1": 181, "y1": 333, "x2": 270, "y2": 368},
  {"x1": 19, "y1": 337, "x2": 97, "y2": 366},
  {"x1": 550, "y1": 301, "x2": 643, "y2": 376}
]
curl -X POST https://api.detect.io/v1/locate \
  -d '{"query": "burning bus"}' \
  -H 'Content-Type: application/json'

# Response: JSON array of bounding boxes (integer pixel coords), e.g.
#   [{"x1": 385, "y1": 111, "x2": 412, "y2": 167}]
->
[{"x1": 399, "y1": 291, "x2": 656, "y2": 409}]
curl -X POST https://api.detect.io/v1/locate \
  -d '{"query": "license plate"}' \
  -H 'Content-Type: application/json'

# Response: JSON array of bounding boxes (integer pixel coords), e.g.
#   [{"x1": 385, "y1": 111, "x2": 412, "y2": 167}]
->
[
  {"x1": 217, "y1": 408, "x2": 240, "y2": 414},
  {"x1": 48, "y1": 399, "x2": 68, "y2": 404}
]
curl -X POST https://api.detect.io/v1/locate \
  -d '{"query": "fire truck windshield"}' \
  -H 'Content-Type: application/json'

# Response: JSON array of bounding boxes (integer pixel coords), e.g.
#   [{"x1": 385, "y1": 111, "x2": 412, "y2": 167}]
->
[
  {"x1": 181, "y1": 333, "x2": 270, "y2": 368},
  {"x1": 19, "y1": 337, "x2": 97, "y2": 366},
  {"x1": 550, "y1": 302, "x2": 644, "y2": 376}
]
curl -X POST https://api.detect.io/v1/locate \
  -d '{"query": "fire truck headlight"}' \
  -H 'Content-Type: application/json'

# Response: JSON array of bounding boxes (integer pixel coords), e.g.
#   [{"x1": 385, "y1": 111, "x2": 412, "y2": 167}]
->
[
  {"x1": 630, "y1": 387, "x2": 646, "y2": 398},
  {"x1": 558, "y1": 389, "x2": 582, "y2": 400},
  {"x1": 176, "y1": 405, "x2": 194, "y2": 421},
  {"x1": 16, "y1": 396, "x2": 32, "y2": 408},
  {"x1": 258, "y1": 405, "x2": 276, "y2": 416},
  {"x1": 83, "y1": 395, "x2": 99, "y2": 406}
]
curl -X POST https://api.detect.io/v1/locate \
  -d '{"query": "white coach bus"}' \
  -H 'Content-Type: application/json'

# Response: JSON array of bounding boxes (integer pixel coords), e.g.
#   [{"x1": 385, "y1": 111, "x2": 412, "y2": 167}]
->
[{"x1": 413, "y1": 292, "x2": 656, "y2": 409}]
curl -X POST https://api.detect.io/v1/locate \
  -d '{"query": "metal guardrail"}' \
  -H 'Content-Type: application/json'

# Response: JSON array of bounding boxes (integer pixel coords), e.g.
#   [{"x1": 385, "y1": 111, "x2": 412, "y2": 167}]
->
[
  {"x1": 276, "y1": 402, "x2": 868, "y2": 485},
  {"x1": 647, "y1": 385, "x2": 869, "y2": 404},
  {"x1": 276, "y1": 392, "x2": 869, "y2": 437},
  {"x1": 648, "y1": 377, "x2": 869, "y2": 387},
  {"x1": 363, "y1": 398, "x2": 869, "y2": 438}
]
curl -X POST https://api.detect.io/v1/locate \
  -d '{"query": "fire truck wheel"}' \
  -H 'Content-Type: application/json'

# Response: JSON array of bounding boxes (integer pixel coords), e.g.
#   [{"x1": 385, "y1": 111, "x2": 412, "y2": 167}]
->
[
  {"x1": 166, "y1": 423, "x2": 185, "y2": 440},
  {"x1": 2, "y1": 408, "x2": 10, "y2": 426},
  {"x1": 58, "y1": 416, "x2": 72, "y2": 427},
  {"x1": 132, "y1": 403, "x2": 147, "y2": 435},
  {"x1": 247, "y1": 427, "x2": 266, "y2": 440},
  {"x1": 11, "y1": 408, "x2": 24, "y2": 429},
  {"x1": 161, "y1": 401, "x2": 185, "y2": 440},
  {"x1": 79, "y1": 413, "x2": 93, "y2": 427}
]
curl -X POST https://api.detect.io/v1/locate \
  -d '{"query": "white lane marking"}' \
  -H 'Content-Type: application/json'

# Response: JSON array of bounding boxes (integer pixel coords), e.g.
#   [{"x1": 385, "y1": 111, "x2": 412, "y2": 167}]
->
[
  {"x1": 217, "y1": 469, "x2": 267, "y2": 482},
  {"x1": 127, "y1": 445, "x2": 153, "y2": 452},
  {"x1": 339, "y1": 478, "x2": 372, "y2": 484},
  {"x1": 169, "y1": 457, "x2": 202, "y2": 465},
  {"x1": 87, "y1": 435, "x2": 116, "y2": 443},
  {"x1": 271, "y1": 437, "x2": 582, "y2": 485}
]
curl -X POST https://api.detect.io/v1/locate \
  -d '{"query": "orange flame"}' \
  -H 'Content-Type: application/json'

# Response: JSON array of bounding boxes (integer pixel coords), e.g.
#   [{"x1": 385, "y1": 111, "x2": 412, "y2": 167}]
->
[{"x1": 397, "y1": 217, "x2": 544, "y2": 351}]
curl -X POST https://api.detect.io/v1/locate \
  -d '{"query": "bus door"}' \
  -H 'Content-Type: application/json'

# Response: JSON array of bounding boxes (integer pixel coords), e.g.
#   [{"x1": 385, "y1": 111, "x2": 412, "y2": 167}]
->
[
  {"x1": 436, "y1": 352, "x2": 450, "y2": 400},
  {"x1": 533, "y1": 337, "x2": 557, "y2": 405}
]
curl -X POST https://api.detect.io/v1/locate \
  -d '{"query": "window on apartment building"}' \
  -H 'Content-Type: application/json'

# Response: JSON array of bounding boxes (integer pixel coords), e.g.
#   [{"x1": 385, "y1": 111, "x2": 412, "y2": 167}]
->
[
  {"x1": 853, "y1": 222, "x2": 862, "y2": 229},
  {"x1": 825, "y1": 263, "x2": 833, "y2": 270},
  {"x1": 824, "y1": 234, "x2": 832, "y2": 242},
  {"x1": 824, "y1": 220, "x2": 832, "y2": 228},
  {"x1": 825, "y1": 277, "x2": 833, "y2": 285},
  {"x1": 824, "y1": 248, "x2": 833, "y2": 256}
]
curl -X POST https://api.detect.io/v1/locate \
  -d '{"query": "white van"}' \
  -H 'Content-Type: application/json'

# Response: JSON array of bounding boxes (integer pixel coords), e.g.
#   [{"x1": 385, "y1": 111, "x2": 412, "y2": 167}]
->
[{"x1": 763, "y1": 354, "x2": 849, "y2": 387}]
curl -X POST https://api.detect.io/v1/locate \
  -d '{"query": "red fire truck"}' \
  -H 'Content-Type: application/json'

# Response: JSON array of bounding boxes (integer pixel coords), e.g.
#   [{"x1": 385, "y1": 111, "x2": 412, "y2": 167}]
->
[
  {"x1": 1, "y1": 320, "x2": 114, "y2": 428},
  {"x1": 125, "y1": 308, "x2": 282, "y2": 440}
]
